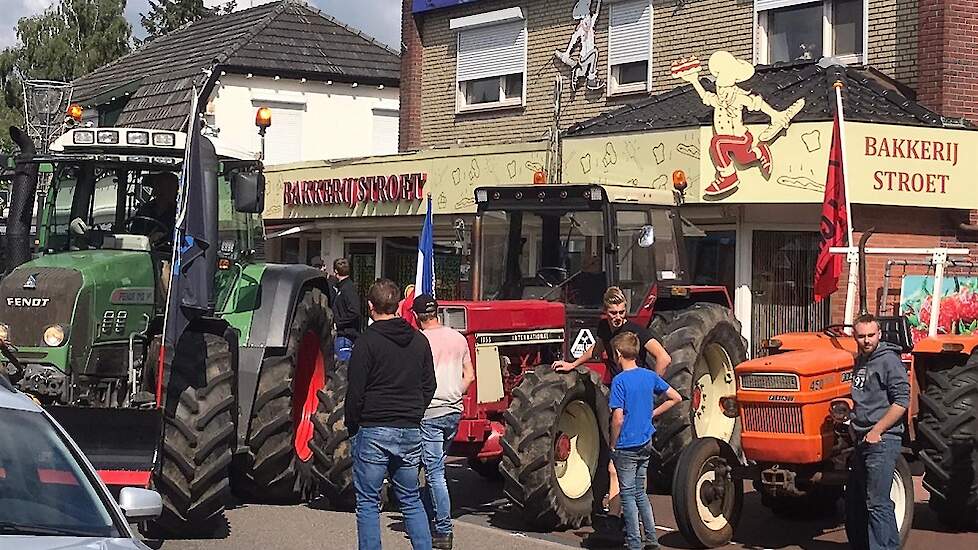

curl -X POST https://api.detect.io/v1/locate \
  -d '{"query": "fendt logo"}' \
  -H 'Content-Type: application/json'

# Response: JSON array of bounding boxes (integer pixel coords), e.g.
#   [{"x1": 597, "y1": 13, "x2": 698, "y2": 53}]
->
[
  {"x1": 6, "y1": 297, "x2": 50, "y2": 307},
  {"x1": 23, "y1": 273, "x2": 38, "y2": 290}
]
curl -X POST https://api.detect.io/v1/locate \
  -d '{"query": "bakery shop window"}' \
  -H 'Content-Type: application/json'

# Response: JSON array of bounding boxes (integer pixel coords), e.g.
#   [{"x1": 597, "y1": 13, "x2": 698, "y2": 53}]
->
[{"x1": 756, "y1": 0, "x2": 864, "y2": 65}]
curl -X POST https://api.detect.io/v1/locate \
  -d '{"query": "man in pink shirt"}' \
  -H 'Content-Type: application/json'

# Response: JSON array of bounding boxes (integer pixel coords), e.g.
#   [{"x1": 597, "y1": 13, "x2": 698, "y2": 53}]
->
[{"x1": 413, "y1": 294, "x2": 475, "y2": 549}]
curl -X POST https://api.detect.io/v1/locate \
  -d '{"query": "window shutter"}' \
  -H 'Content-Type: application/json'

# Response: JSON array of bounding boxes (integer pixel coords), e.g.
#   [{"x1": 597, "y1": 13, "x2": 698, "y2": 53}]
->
[
  {"x1": 263, "y1": 106, "x2": 303, "y2": 165},
  {"x1": 608, "y1": 0, "x2": 652, "y2": 66},
  {"x1": 755, "y1": 0, "x2": 820, "y2": 12},
  {"x1": 372, "y1": 110, "x2": 399, "y2": 155},
  {"x1": 456, "y1": 21, "x2": 526, "y2": 82}
]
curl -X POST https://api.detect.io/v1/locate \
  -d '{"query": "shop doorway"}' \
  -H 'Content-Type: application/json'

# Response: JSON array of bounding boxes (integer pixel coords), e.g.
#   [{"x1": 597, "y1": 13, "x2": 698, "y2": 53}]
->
[
  {"x1": 750, "y1": 230, "x2": 830, "y2": 346},
  {"x1": 345, "y1": 241, "x2": 377, "y2": 325},
  {"x1": 382, "y1": 237, "x2": 464, "y2": 300},
  {"x1": 686, "y1": 229, "x2": 736, "y2": 301}
]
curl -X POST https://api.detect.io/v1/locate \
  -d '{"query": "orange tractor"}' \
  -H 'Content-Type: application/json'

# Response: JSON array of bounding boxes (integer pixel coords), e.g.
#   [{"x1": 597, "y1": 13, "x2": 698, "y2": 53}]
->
[{"x1": 672, "y1": 230, "x2": 978, "y2": 547}]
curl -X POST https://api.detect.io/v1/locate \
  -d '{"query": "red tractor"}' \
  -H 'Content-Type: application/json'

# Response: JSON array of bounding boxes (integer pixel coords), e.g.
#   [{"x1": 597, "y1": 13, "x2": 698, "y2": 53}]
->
[{"x1": 305, "y1": 183, "x2": 747, "y2": 529}]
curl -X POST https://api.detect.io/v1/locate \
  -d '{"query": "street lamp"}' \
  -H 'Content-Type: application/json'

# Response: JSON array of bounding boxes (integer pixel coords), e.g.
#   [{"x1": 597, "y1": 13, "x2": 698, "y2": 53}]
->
[{"x1": 255, "y1": 106, "x2": 272, "y2": 161}]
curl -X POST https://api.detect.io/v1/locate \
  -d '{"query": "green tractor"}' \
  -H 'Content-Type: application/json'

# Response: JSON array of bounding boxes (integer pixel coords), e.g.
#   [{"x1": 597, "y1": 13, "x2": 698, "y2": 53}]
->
[{"x1": 0, "y1": 122, "x2": 341, "y2": 536}]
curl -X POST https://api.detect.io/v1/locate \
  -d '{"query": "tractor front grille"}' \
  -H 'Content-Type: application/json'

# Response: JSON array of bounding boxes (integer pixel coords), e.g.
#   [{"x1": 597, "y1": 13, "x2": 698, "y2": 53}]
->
[
  {"x1": 739, "y1": 373, "x2": 799, "y2": 391},
  {"x1": 742, "y1": 403, "x2": 804, "y2": 434}
]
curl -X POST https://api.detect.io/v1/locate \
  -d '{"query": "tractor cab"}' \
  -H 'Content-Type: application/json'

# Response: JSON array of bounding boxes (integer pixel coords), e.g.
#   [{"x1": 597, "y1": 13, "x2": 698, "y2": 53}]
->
[{"x1": 474, "y1": 184, "x2": 687, "y2": 310}]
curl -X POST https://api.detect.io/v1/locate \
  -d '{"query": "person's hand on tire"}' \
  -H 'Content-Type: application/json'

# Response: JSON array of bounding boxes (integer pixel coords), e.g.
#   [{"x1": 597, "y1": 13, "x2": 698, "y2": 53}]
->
[{"x1": 552, "y1": 360, "x2": 575, "y2": 372}]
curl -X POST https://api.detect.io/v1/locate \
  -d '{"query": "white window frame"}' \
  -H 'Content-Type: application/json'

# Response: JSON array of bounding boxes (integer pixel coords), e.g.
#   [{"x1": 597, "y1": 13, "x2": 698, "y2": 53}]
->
[
  {"x1": 755, "y1": 0, "x2": 868, "y2": 66},
  {"x1": 606, "y1": 0, "x2": 654, "y2": 96},
  {"x1": 452, "y1": 8, "x2": 528, "y2": 114}
]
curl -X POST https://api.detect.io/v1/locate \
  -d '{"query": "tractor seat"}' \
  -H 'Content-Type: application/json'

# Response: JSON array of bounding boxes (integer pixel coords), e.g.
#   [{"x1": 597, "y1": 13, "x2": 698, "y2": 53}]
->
[{"x1": 877, "y1": 315, "x2": 913, "y2": 353}]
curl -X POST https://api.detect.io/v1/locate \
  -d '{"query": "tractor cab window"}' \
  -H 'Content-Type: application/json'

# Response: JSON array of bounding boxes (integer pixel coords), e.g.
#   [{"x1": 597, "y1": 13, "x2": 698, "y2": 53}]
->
[
  {"x1": 46, "y1": 162, "x2": 178, "y2": 253},
  {"x1": 480, "y1": 209, "x2": 607, "y2": 304},
  {"x1": 615, "y1": 208, "x2": 680, "y2": 311}
]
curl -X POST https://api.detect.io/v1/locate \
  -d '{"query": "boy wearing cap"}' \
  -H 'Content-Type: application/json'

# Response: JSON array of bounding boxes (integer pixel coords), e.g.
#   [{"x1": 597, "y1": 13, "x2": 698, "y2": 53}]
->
[{"x1": 414, "y1": 294, "x2": 475, "y2": 549}]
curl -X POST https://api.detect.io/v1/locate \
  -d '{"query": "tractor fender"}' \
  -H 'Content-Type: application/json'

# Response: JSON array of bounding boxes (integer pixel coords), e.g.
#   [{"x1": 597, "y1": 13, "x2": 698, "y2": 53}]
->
[
  {"x1": 247, "y1": 264, "x2": 332, "y2": 350},
  {"x1": 696, "y1": 435, "x2": 747, "y2": 468},
  {"x1": 234, "y1": 264, "x2": 331, "y2": 449}
]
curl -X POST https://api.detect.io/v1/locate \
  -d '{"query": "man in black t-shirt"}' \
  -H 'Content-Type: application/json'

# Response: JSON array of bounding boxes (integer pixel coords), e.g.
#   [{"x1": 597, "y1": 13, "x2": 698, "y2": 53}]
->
[
  {"x1": 551, "y1": 286, "x2": 672, "y2": 540},
  {"x1": 553, "y1": 286, "x2": 671, "y2": 377}
]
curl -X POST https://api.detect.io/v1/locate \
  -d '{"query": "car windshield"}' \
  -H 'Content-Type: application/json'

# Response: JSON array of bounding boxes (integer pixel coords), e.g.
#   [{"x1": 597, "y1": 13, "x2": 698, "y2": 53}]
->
[
  {"x1": 0, "y1": 408, "x2": 120, "y2": 537},
  {"x1": 480, "y1": 209, "x2": 607, "y2": 304}
]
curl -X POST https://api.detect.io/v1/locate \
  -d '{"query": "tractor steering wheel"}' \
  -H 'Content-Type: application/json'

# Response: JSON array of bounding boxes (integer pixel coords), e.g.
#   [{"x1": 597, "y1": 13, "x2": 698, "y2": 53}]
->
[
  {"x1": 535, "y1": 267, "x2": 568, "y2": 287},
  {"x1": 126, "y1": 215, "x2": 170, "y2": 239}
]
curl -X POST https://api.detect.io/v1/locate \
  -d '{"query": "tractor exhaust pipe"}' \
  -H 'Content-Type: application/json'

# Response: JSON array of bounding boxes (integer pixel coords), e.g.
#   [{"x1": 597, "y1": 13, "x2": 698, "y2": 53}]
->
[
  {"x1": 6, "y1": 126, "x2": 38, "y2": 273},
  {"x1": 857, "y1": 227, "x2": 875, "y2": 317}
]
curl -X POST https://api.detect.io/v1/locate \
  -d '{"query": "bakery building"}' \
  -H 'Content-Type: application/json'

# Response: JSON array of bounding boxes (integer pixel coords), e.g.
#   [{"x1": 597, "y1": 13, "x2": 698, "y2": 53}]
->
[
  {"x1": 560, "y1": 57, "x2": 978, "y2": 350},
  {"x1": 261, "y1": 141, "x2": 549, "y2": 301}
]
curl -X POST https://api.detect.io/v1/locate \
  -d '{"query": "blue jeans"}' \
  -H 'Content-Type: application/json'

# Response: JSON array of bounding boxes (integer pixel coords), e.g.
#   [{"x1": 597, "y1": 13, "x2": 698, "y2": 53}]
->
[
  {"x1": 352, "y1": 427, "x2": 432, "y2": 550},
  {"x1": 612, "y1": 439, "x2": 658, "y2": 550},
  {"x1": 420, "y1": 412, "x2": 461, "y2": 536},
  {"x1": 335, "y1": 336, "x2": 354, "y2": 362},
  {"x1": 846, "y1": 435, "x2": 901, "y2": 550}
]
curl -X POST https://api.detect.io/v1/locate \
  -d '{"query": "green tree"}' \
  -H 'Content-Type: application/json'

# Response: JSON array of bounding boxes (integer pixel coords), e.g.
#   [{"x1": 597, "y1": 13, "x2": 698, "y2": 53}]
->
[
  {"x1": 140, "y1": 0, "x2": 237, "y2": 42},
  {"x1": 1, "y1": 0, "x2": 131, "y2": 153}
]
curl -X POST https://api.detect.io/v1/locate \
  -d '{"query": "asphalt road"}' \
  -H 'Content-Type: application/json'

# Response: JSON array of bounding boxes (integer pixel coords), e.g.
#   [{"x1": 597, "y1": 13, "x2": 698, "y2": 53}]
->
[{"x1": 154, "y1": 460, "x2": 978, "y2": 550}]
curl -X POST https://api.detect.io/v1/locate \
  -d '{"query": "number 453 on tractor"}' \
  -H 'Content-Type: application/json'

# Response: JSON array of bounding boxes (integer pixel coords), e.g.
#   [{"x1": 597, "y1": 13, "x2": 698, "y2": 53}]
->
[{"x1": 672, "y1": 229, "x2": 978, "y2": 548}]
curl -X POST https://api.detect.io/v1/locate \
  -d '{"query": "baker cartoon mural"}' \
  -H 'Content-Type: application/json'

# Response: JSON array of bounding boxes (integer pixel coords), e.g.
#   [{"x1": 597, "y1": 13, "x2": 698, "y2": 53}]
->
[
  {"x1": 554, "y1": 0, "x2": 605, "y2": 91},
  {"x1": 671, "y1": 52, "x2": 805, "y2": 199}
]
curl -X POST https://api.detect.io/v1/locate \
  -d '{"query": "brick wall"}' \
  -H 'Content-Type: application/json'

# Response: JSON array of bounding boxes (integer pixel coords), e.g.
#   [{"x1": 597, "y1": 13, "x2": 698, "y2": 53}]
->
[
  {"x1": 416, "y1": 0, "x2": 752, "y2": 148},
  {"x1": 400, "y1": 0, "x2": 423, "y2": 151},
  {"x1": 917, "y1": 0, "x2": 978, "y2": 122},
  {"x1": 828, "y1": 204, "x2": 978, "y2": 322},
  {"x1": 868, "y1": 0, "x2": 918, "y2": 88}
]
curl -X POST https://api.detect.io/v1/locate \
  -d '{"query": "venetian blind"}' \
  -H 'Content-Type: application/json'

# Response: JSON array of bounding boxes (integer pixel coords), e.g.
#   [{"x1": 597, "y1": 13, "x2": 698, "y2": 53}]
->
[
  {"x1": 456, "y1": 20, "x2": 527, "y2": 82},
  {"x1": 609, "y1": 0, "x2": 652, "y2": 66}
]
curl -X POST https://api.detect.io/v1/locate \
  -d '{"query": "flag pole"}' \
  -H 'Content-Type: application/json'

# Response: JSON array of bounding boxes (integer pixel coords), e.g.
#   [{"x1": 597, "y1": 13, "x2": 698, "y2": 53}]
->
[{"x1": 835, "y1": 81, "x2": 858, "y2": 326}]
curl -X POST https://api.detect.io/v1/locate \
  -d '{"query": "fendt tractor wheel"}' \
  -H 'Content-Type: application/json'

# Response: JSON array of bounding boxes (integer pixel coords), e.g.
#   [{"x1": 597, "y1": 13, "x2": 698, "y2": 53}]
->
[
  {"x1": 672, "y1": 437, "x2": 744, "y2": 548},
  {"x1": 917, "y1": 353, "x2": 978, "y2": 529},
  {"x1": 499, "y1": 366, "x2": 609, "y2": 530},
  {"x1": 308, "y1": 359, "x2": 358, "y2": 509},
  {"x1": 845, "y1": 455, "x2": 914, "y2": 548},
  {"x1": 651, "y1": 303, "x2": 747, "y2": 479},
  {"x1": 152, "y1": 332, "x2": 235, "y2": 538},
  {"x1": 235, "y1": 288, "x2": 333, "y2": 502}
]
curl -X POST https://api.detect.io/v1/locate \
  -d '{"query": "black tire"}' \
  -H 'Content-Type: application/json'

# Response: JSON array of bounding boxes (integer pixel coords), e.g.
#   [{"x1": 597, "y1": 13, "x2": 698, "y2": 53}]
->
[
  {"x1": 234, "y1": 288, "x2": 333, "y2": 503},
  {"x1": 672, "y1": 437, "x2": 743, "y2": 548},
  {"x1": 917, "y1": 354, "x2": 978, "y2": 529},
  {"x1": 650, "y1": 303, "x2": 746, "y2": 478},
  {"x1": 499, "y1": 366, "x2": 609, "y2": 530},
  {"x1": 467, "y1": 457, "x2": 503, "y2": 480},
  {"x1": 760, "y1": 486, "x2": 842, "y2": 518},
  {"x1": 151, "y1": 332, "x2": 235, "y2": 538},
  {"x1": 308, "y1": 359, "x2": 356, "y2": 510}
]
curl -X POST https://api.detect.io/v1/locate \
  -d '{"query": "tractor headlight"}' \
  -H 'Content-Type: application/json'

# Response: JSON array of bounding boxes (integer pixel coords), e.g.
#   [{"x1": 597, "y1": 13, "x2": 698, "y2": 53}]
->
[
  {"x1": 0, "y1": 323, "x2": 9, "y2": 342},
  {"x1": 829, "y1": 399, "x2": 852, "y2": 424},
  {"x1": 43, "y1": 324, "x2": 65, "y2": 347}
]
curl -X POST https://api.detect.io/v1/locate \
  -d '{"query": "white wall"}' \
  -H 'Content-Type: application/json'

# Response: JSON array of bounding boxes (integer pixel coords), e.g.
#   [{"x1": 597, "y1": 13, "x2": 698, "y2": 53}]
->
[{"x1": 210, "y1": 74, "x2": 400, "y2": 163}]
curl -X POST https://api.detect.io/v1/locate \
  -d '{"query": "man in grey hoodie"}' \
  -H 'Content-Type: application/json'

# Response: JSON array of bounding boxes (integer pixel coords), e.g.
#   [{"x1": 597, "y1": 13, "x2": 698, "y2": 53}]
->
[{"x1": 845, "y1": 313, "x2": 910, "y2": 550}]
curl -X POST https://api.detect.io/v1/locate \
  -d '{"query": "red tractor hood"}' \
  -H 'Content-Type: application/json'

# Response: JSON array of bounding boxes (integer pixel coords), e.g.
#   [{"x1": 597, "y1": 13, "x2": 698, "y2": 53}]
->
[{"x1": 440, "y1": 300, "x2": 565, "y2": 333}]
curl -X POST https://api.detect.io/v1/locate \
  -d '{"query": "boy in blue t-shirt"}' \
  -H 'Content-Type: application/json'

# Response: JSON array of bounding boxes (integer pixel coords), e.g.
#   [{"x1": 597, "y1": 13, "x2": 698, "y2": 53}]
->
[{"x1": 608, "y1": 332, "x2": 682, "y2": 550}]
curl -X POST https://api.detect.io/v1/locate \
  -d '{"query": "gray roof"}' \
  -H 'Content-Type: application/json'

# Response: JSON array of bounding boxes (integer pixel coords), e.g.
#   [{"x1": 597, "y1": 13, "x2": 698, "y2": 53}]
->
[
  {"x1": 71, "y1": 0, "x2": 400, "y2": 131},
  {"x1": 0, "y1": 382, "x2": 43, "y2": 412},
  {"x1": 567, "y1": 60, "x2": 976, "y2": 138}
]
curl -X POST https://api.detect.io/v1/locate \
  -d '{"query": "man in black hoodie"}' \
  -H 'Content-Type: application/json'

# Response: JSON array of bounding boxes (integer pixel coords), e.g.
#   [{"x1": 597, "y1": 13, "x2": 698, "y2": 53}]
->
[
  {"x1": 332, "y1": 257, "x2": 361, "y2": 361},
  {"x1": 346, "y1": 278, "x2": 435, "y2": 550},
  {"x1": 845, "y1": 313, "x2": 910, "y2": 550}
]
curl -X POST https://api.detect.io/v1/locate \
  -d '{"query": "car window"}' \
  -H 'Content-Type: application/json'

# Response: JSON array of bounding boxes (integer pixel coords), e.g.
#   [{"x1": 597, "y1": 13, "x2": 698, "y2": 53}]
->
[{"x1": 0, "y1": 408, "x2": 120, "y2": 537}]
